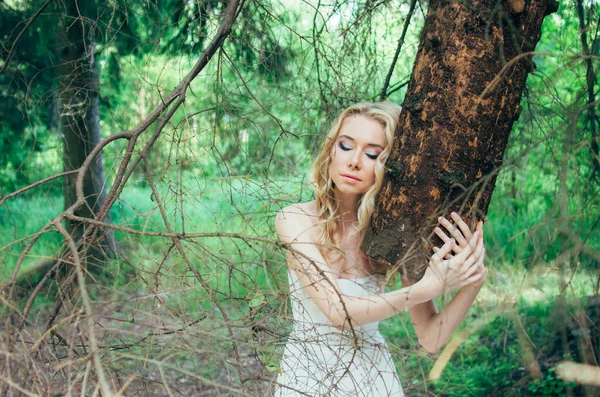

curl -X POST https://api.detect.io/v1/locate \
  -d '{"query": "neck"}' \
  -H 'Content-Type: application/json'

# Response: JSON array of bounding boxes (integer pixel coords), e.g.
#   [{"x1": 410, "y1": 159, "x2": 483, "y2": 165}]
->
[{"x1": 333, "y1": 190, "x2": 360, "y2": 225}]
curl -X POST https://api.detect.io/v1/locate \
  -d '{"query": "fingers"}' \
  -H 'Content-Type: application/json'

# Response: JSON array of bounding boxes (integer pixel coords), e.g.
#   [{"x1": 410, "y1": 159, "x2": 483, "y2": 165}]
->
[
  {"x1": 436, "y1": 230, "x2": 460, "y2": 259},
  {"x1": 474, "y1": 233, "x2": 485, "y2": 267},
  {"x1": 434, "y1": 226, "x2": 451, "y2": 243},
  {"x1": 476, "y1": 247, "x2": 485, "y2": 267},
  {"x1": 455, "y1": 228, "x2": 481, "y2": 261},
  {"x1": 430, "y1": 218, "x2": 486, "y2": 292},
  {"x1": 462, "y1": 234, "x2": 485, "y2": 270},
  {"x1": 432, "y1": 238, "x2": 455, "y2": 263},
  {"x1": 463, "y1": 252, "x2": 484, "y2": 279},
  {"x1": 438, "y1": 213, "x2": 484, "y2": 248},
  {"x1": 437, "y1": 216, "x2": 467, "y2": 248},
  {"x1": 433, "y1": 246, "x2": 452, "y2": 260},
  {"x1": 461, "y1": 267, "x2": 486, "y2": 288},
  {"x1": 435, "y1": 220, "x2": 486, "y2": 291},
  {"x1": 460, "y1": 232, "x2": 486, "y2": 282},
  {"x1": 450, "y1": 212, "x2": 473, "y2": 241}
]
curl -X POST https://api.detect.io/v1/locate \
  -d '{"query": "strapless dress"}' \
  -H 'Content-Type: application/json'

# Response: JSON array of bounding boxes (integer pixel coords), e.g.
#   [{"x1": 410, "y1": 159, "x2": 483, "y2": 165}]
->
[{"x1": 272, "y1": 269, "x2": 404, "y2": 396}]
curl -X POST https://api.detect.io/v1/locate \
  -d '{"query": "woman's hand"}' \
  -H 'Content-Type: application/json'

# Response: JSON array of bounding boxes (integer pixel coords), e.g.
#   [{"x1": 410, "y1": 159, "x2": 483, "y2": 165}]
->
[
  {"x1": 422, "y1": 225, "x2": 485, "y2": 295},
  {"x1": 433, "y1": 212, "x2": 487, "y2": 289}
]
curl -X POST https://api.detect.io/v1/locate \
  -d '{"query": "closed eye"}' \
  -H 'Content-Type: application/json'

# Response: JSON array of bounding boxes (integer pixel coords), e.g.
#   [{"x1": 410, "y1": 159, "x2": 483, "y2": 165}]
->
[
  {"x1": 339, "y1": 141, "x2": 379, "y2": 159},
  {"x1": 338, "y1": 142, "x2": 351, "y2": 151}
]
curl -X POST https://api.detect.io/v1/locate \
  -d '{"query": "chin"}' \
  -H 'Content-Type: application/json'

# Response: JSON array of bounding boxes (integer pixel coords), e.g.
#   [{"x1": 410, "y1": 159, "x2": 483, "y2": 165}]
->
[{"x1": 333, "y1": 182, "x2": 369, "y2": 196}]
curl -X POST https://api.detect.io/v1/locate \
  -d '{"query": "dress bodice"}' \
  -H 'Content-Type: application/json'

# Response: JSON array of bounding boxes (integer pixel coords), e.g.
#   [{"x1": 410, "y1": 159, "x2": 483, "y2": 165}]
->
[
  {"x1": 286, "y1": 269, "x2": 386, "y2": 340},
  {"x1": 274, "y1": 270, "x2": 405, "y2": 396}
]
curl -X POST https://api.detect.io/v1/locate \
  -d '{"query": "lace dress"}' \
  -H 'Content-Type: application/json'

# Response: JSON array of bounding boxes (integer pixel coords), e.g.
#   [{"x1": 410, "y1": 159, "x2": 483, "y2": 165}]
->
[{"x1": 272, "y1": 270, "x2": 404, "y2": 396}]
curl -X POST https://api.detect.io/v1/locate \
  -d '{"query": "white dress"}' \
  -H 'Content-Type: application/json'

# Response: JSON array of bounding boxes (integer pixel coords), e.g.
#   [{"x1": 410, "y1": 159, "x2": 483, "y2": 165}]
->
[{"x1": 273, "y1": 270, "x2": 404, "y2": 396}]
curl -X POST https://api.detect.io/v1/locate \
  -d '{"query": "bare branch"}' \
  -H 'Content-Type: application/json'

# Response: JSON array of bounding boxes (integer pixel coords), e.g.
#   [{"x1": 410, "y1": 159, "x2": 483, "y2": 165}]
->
[
  {"x1": 379, "y1": 0, "x2": 416, "y2": 100},
  {"x1": 0, "y1": 0, "x2": 54, "y2": 76}
]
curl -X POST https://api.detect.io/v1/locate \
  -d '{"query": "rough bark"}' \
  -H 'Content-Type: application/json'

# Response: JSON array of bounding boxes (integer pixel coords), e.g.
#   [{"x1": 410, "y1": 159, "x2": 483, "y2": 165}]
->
[
  {"x1": 363, "y1": 0, "x2": 559, "y2": 279},
  {"x1": 58, "y1": 0, "x2": 115, "y2": 270}
]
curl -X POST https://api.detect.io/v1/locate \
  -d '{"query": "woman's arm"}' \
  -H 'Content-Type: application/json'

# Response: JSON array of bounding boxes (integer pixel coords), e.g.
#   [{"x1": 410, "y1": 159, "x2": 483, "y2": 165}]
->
[
  {"x1": 403, "y1": 277, "x2": 484, "y2": 353},
  {"x1": 405, "y1": 215, "x2": 487, "y2": 353},
  {"x1": 275, "y1": 205, "x2": 483, "y2": 329}
]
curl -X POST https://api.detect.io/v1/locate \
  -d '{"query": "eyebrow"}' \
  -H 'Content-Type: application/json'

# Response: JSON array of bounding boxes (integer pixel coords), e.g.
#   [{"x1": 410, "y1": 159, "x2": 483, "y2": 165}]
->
[{"x1": 338, "y1": 134, "x2": 384, "y2": 149}]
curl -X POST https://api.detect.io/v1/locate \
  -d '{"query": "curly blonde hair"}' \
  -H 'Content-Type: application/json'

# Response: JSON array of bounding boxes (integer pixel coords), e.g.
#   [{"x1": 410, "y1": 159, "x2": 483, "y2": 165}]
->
[{"x1": 311, "y1": 101, "x2": 402, "y2": 249}]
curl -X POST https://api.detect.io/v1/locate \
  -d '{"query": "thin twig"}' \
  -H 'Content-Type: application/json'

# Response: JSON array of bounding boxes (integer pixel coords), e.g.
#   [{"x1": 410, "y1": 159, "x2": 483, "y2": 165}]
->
[
  {"x1": 0, "y1": 170, "x2": 80, "y2": 206},
  {"x1": 0, "y1": 0, "x2": 54, "y2": 76},
  {"x1": 379, "y1": 0, "x2": 417, "y2": 100}
]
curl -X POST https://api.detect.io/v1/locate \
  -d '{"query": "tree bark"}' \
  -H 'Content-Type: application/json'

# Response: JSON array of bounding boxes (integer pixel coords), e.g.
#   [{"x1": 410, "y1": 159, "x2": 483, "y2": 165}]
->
[
  {"x1": 58, "y1": 0, "x2": 115, "y2": 270},
  {"x1": 363, "y1": 0, "x2": 559, "y2": 279}
]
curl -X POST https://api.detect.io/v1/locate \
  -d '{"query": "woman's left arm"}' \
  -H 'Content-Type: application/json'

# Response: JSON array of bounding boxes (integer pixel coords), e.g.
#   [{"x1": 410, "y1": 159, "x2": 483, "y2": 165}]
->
[
  {"x1": 404, "y1": 213, "x2": 487, "y2": 353},
  {"x1": 404, "y1": 278, "x2": 484, "y2": 353}
]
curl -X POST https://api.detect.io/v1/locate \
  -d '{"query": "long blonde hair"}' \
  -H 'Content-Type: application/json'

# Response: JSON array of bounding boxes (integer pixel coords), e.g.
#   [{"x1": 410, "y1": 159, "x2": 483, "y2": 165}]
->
[{"x1": 311, "y1": 101, "x2": 402, "y2": 249}]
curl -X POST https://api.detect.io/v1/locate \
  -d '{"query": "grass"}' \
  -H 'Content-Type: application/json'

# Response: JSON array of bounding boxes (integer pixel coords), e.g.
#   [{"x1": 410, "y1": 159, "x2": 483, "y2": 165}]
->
[
  {"x1": 379, "y1": 262, "x2": 596, "y2": 396},
  {"x1": 0, "y1": 176, "x2": 598, "y2": 396},
  {"x1": 0, "y1": 194, "x2": 64, "y2": 279}
]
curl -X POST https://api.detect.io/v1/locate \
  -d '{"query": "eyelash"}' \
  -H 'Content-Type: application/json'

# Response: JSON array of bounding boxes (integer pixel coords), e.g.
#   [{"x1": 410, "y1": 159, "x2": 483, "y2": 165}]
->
[{"x1": 338, "y1": 142, "x2": 379, "y2": 160}]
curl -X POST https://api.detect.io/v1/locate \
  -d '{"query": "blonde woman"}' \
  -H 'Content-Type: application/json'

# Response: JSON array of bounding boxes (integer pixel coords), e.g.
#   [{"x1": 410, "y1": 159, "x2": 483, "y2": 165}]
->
[{"x1": 273, "y1": 102, "x2": 487, "y2": 396}]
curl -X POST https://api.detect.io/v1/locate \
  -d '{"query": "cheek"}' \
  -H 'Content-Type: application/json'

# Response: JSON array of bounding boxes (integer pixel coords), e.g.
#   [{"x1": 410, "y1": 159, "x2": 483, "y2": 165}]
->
[
  {"x1": 329, "y1": 146, "x2": 338, "y2": 162},
  {"x1": 328, "y1": 149, "x2": 341, "y2": 174},
  {"x1": 366, "y1": 163, "x2": 378, "y2": 182},
  {"x1": 330, "y1": 147, "x2": 345, "y2": 165}
]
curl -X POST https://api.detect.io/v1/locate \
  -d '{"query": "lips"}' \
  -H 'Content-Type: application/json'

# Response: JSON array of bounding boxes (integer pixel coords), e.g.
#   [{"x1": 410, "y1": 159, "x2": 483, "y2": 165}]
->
[{"x1": 341, "y1": 173, "x2": 361, "y2": 182}]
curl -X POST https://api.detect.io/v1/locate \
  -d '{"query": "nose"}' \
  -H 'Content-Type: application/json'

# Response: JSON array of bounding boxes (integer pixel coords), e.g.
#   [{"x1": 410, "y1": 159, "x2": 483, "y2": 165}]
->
[{"x1": 348, "y1": 151, "x2": 361, "y2": 170}]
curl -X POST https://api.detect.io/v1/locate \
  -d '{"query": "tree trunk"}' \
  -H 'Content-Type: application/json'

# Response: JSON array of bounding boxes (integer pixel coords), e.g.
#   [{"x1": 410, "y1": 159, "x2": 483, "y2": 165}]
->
[
  {"x1": 363, "y1": 0, "x2": 558, "y2": 279},
  {"x1": 58, "y1": 0, "x2": 115, "y2": 270}
]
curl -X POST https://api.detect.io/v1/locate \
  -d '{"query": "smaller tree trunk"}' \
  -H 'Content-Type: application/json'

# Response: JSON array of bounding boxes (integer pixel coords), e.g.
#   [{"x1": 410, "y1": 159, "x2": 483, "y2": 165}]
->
[{"x1": 58, "y1": 1, "x2": 115, "y2": 270}]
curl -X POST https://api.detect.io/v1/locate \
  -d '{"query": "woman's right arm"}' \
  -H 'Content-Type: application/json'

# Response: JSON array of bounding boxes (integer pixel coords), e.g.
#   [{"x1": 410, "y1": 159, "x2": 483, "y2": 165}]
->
[{"x1": 274, "y1": 205, "x2": 476, "y2": 329}]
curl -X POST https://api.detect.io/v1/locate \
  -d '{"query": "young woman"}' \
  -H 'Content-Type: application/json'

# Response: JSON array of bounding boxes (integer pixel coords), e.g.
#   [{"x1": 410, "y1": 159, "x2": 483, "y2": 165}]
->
[{"x1": 272, "y1": 102, "x2": 487, "y2": 396}]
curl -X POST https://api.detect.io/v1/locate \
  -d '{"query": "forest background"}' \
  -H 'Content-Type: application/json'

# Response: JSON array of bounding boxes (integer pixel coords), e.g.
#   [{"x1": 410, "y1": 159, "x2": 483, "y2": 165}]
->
[{"x1": 0, "y1": 0, "x2": 599, "y2": 396}]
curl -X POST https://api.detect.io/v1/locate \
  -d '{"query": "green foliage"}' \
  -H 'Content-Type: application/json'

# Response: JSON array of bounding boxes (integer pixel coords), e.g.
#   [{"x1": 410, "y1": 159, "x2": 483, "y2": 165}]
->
[
  {"x1": 483, "y1": 6, "x2": 600, "y2": 269},
  {"x1": 379, "y1": 289, "x2": 594, "y2": 396},
  {"x1": 1, "y1": 0, "x2": 296, "y2": 192},
  {"x1": 528, "y1": 368, "x2": 574, "y2": 396},
  {"x1": 0, "y1": 3, "x2": 58, "y2": 191}
]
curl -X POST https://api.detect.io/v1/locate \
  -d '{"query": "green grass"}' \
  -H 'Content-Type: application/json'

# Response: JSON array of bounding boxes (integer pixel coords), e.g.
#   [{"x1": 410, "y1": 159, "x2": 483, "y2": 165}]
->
[
  {"x1": 0, "y1": 175, "x2": 305, "y2": 278},
  {"x1": 1, "y1": 176, "x2": 597, "y2": 395},
  {"x1": 379, "y1": 262, "x2": 596, "y2": 396},
  {"x1": 0, "y1": 194, "x2": 64, "y2": 279}
]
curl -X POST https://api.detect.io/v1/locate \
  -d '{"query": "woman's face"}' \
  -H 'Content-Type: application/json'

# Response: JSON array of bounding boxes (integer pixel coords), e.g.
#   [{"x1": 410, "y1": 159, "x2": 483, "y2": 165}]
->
[{"x1": 329, "y1": 114, "x2": 386, "y2": 196}]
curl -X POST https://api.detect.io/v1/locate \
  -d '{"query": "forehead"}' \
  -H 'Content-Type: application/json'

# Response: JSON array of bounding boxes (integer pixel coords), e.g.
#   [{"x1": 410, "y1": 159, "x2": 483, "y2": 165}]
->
[{"x1": 338, "y1": 114, "x2": 386, "y2": 146}]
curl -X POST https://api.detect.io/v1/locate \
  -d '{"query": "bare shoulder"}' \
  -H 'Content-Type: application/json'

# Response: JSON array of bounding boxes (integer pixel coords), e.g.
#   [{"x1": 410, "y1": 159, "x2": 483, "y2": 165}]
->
[
  {"x1": 275, "y1": 201, "x2": 319, "y2": 243},
  {"x1": 276, "y1": 201, "x2": 316, "y2": 221}
]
